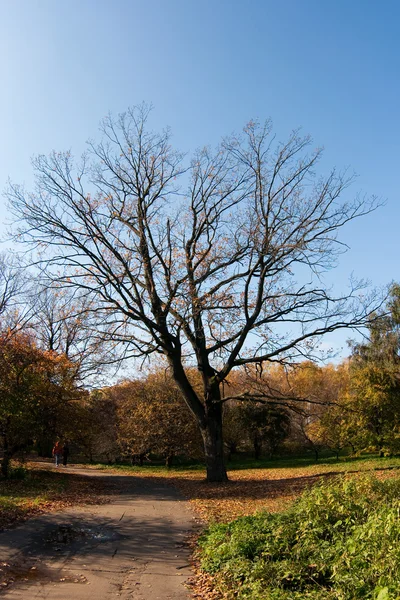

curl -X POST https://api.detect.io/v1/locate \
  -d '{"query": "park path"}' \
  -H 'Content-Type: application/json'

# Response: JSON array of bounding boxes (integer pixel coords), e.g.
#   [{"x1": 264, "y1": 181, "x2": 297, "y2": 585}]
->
[{"x1": 0, "y1": 467, "x2": 197, "y2": 599}]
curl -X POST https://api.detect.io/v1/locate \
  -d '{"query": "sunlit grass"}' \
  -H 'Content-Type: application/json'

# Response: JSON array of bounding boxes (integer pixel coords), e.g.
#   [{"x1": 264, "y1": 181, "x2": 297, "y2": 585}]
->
[
  {"x1": 90, "y1": 453, "x2": 400, "y2": 477},
  {"x1": 86, "y1": 454, "x2": 400, "y2": 523},
  {"x1": 0, "y1": 464, "x2": 108, "y2": 529}
]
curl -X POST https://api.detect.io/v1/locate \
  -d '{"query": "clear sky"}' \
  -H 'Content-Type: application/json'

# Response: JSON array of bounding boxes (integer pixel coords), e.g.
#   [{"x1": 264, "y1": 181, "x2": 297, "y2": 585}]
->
[{"x1": 1, "y1": 0, "x2": 399, "y2": 357}]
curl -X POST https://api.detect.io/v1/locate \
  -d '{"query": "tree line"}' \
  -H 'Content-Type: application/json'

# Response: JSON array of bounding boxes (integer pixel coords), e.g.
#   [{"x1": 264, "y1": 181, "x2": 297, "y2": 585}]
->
[
  {"x1": 1, "y1": 282, "x2": 398, "y2": 476},
  {"x1": 94, "y1": 278, "x2": 400, "y2": 464}
]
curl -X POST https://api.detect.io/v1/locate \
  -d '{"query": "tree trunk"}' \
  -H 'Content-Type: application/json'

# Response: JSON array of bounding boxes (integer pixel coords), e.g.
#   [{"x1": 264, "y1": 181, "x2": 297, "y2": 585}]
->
[
  {"x1": 200, "y1": 403, "x2": 228, "y2": 482},
  {"x1": 313, "y1": 446, "x2": 319, "y2": 461},
  {"x1": 1, "y1": 431, "x2": 11, "y2": 478},
  {"x1": 253, "y1": 434, "x2": 262, "y2": 460},
  {"x1": 168, "y1": 356, "x2": 228, "y2": 482},
  {"x1": 227, "y1": 441, "x2": 237, "y2": 462},
  {"x1": 165, "y1": 454, "x2": 174, "y2": 469},
  {"x1": 1, "y1": 452, "x2": 11, "y2": 478}
]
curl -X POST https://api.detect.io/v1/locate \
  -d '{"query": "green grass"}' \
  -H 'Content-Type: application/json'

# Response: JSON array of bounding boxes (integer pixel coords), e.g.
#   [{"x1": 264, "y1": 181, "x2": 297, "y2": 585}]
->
[
  {"x1": 0, "y1": 468, "x2": 69, "y2": 499},
  {"x1": 87, "y1": 460, "x2": 206, "y2": 474},
  {"x1": 89, "y1": 453, "x2": 400, "y2": 476},
  {"x1": 199, "y1": 474, "x2": 400, "y2": 599},
  {"x1": 0, "y1": 467, "x2": 69, "y2": 528},
  {"x1": 226, "y1": 452, "x2": 400, "y2": 471}
]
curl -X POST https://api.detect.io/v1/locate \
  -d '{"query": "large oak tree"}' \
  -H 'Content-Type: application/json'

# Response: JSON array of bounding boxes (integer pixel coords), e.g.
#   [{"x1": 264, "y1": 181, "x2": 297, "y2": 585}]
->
[{"x1": 7, "y1": 105, "x2": 379, "y2": 481}]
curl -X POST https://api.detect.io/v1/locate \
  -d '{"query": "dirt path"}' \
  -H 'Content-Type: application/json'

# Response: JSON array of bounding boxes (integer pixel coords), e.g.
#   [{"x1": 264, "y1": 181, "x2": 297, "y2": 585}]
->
[{"x1": 0, "y1": 467, "x2": 197, "y2": 599}]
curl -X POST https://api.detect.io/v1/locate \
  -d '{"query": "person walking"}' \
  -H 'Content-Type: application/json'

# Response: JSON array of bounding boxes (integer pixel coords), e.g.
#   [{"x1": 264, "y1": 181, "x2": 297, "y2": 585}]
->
[
  {"x1": 62, "y1": 442, "x2": 70, "y2": 467},
  {"x1": 52, "y1": 441, "x2": 63, "y2": 467}
]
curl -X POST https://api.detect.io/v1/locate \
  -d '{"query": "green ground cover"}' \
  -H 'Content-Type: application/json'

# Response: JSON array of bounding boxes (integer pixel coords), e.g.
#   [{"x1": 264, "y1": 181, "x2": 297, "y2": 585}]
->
[
  {"x1": 0, "y1": 467, "x2": 69, "y2": 528},
  {"x1": 0, "y1": 464, "x2": 109, "y2": 529},
  {"x1": 95, "y1": 453, "x2": 400, "y2": 475},
  {"x1": 198, "y1": 474, "x2": 400, "y2": 599}
]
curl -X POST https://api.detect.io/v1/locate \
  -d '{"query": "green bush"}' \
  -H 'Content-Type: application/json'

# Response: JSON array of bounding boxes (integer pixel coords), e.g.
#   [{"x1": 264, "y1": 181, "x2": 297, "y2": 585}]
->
[
  {"x1": 8, "y1": 464, "x2": 28, "y2": 480},
  {"x1": 199, "y1": 475, "x2": 400, "y2": 599}
]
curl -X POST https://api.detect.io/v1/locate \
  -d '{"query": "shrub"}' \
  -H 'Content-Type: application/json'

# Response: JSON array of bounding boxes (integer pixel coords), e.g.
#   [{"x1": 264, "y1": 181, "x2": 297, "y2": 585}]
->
[
  {"x1": 7, "y1": 464, "x2": 28, "y2": 480},
  {"x1": 199, "y1": 475, "x2": 400, "y2": 599}
]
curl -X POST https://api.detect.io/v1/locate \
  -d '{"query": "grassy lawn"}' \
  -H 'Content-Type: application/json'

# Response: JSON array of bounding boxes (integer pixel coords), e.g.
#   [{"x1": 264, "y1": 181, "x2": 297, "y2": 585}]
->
[
  {"x1": 0, "y1": 463, "x2": 109, "y2": 530},
  {"x1": 93, "y1": 454, "x2": 400, "y2": 523}
]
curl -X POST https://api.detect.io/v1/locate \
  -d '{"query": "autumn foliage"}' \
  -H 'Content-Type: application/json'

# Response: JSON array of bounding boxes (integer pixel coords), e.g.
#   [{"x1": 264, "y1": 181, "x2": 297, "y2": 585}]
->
[{"x1": 0, "y1": 330, "x2": 84, "y2": 477}]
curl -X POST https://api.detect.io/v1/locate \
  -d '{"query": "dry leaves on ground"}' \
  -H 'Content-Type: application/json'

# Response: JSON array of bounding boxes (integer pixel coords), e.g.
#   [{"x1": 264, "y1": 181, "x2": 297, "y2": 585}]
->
[
  {"x1": 0, "y1": 464, "x2": 111, "y2": 531},
  {"x1": 164, "y1": 464, "x2": 400, "y2": 600}
]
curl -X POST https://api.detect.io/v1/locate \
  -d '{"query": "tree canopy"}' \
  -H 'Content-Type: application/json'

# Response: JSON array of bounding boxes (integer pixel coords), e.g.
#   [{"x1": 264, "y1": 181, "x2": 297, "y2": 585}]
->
[{"x1": 0, "y1": 331, "x2": 82, "y2": 476}]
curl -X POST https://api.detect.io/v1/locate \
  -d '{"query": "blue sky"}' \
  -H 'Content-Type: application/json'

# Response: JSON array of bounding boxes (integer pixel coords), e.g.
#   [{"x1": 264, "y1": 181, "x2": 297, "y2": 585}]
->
[{"x1": 1, "y1": 0, "x2": 399, "y2": 356}]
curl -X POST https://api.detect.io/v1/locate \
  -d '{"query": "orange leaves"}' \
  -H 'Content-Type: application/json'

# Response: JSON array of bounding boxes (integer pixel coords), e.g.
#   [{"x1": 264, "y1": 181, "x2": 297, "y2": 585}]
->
[
  {"x1": 0, "y1": 331, "x2": 82, "y2": 472},
  {"x1": 108, "y1": 371, "x2": 203, "y2": 459}
]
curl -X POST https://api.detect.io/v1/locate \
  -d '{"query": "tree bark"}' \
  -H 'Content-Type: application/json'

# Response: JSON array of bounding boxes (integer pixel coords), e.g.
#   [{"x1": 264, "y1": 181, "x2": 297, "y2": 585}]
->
[
  {"x1": 1, "y1": 452, "x2": 11, "y2": 478},
  {"x1": 169, "y1": 356, "x2": 228, "y2": 482},
  {"x1": 227, "y1": 441, "x2": 237, "y2": 462},
  {"x1": 1, "y1": 430, "x2": 11, "y2": 478},
  {"x1": 200, "y1": 402, "x2": 228, "y2": 482},
  {"x1": 253, "y1": 434, "x2": 262, "y2": 460}
]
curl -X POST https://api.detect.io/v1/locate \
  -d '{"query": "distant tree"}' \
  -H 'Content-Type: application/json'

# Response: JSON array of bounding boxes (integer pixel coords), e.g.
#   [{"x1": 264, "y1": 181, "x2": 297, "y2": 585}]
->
[
  {"x1": 7, "y1": 105, "x2": 380, "y2": 480},
  {"x1": 113, "y1": 371, "x2": 202, "y2": 467},
  {"x1": 286, "y1": 362, "x2": 348, "y2": 459},
  {"x1": 0, "y1": 332, "x2": 80, "y2": 477},
  {"x1": 345, "y1": 285, "x2": 400, "y2": 455},
  {"x1": 29, "y1": 285, "x2": 116, "y2": 382},
  {"x1": 236, "y1": 362, "x2": 349, "y2": 459},
  {"x1": 306, "y1": 399, "x2": 348, "y2": 460},
  {"x1": 351, "y1": 284, "x2": 400, "y2": 367},
  {"x1": 241, "y1": 402, "x2": 290, "y2": 459},
  {"x1": 222, "y1": 401, "x2": 245, "y2": 460},
  {"x1": 69, "y1": 389, "x2": 118, "y2": 463},
  {"x1": 0, "y1": 252, "x2": 28, "y2": 333}
]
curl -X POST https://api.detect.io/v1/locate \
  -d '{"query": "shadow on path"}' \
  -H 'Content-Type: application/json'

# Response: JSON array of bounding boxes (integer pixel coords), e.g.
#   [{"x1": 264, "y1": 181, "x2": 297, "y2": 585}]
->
[{"x1": 0, "y1": 467, "x2": 196, "y2": 599}]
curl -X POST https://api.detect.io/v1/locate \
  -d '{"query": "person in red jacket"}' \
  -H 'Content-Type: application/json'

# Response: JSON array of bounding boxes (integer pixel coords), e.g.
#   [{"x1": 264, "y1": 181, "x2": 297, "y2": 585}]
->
[{"x1": 52, "y1": 441, "x2": 63, "y2": 467}]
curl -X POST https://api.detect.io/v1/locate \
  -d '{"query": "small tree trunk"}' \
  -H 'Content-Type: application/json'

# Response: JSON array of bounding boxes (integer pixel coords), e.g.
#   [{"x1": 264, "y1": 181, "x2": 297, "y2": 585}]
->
[
  {"x1": 1, "y1": 431, "x2": 11, "y2": 478},
  {"x1": 253, "y1": 434, "x2": 262, "y2": 460},
  {"x1": 1, "y1": 452, "x2": 11, "y2": 478},
  {"x1": 201, "y1": 403, "x2": 228, "y2": 482},
  {"x1": 165, "y1": 454, "x2": 174, "y2": 469},
  {"x1": 226, "y1": 441, "x2": 237, "y2": 462}
]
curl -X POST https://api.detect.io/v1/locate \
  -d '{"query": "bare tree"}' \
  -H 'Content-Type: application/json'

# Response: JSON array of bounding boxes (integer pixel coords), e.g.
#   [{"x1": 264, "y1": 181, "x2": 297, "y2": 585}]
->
[
  {"x1": 0, "y1": 252, "x2": 28, "y2": 333},
  {"x1": 29, "y1": 285, "x2": 117, "y2": 383},
  {"x1": 6, "y1": 105, "x2": 380, "y2": 481}
]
